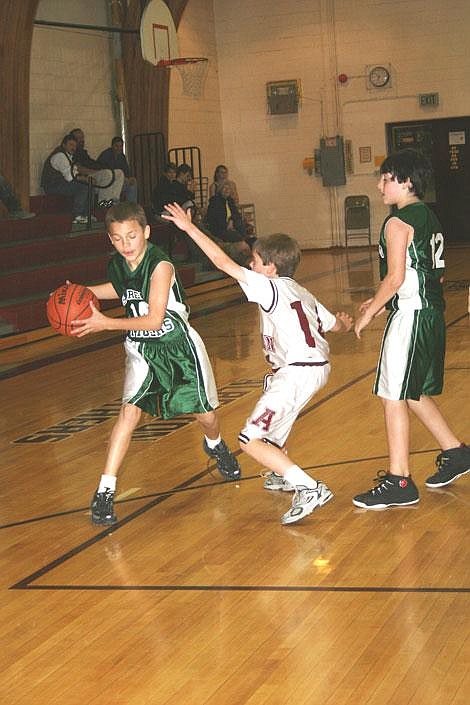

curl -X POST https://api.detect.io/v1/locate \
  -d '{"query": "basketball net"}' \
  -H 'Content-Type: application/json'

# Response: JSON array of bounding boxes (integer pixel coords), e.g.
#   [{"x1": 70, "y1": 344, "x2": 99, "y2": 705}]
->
[{"x1": 159, "y1": 58, "x2": 208, "y2": 99}]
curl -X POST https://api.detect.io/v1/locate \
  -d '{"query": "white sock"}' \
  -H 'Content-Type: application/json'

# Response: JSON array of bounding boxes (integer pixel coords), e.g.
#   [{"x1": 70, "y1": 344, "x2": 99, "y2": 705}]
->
[
  {"x1": 205, "y1": 435, "x2": 221, "y2": 450},
  {"x1": 284, "y1": 465, "x2": 318, "y2": 490},
  {"x1": 98, "y1": 474, "x2": 117, "y2": 493}
]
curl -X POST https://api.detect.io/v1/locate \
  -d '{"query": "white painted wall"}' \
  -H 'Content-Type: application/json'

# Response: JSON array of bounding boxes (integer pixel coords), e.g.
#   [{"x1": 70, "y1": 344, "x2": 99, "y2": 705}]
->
[
  {"x1": 213, "y1": 0, "x2": 470, "y2": 246},
  {"x1": 168, "y1": 0, "x2": 225, "y2": 201},
  {"x1": 30, "y1": 0, "x2": 117, "y2": 194}
]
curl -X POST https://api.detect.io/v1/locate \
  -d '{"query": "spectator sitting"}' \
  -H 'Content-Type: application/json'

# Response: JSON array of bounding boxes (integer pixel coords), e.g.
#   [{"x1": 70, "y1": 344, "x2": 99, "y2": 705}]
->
[
  {"x1": 169, "y1": 164, "x2": 196, "y2": 209},
  {"x1": 71, "y1": 128, "x2": 124, "y2": 207},
  {"x1": 98, "y1": 136, "x2": 137, "y2": 203},
  {"x1": 0, "y1": 170, "x2": 35, "y2": 219},
  {"x1": 151, "y1": 162, "x2": 177, "y2": 215},
  {"x1": 209, "y1": 164, "x2": 239, "y2": 204},
  {"x1": 41, "y1": 133, "x2": 90, "y2": 224},
  {"x1": 205, "y1": 180, "x2": 251, "y2": 264}
]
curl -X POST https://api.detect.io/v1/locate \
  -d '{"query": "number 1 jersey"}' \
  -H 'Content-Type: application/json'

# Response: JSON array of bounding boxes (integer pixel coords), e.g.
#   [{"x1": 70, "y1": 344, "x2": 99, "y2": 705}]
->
[{"x1": 239, "y1": 268, "x2": 337, "y2": 368}]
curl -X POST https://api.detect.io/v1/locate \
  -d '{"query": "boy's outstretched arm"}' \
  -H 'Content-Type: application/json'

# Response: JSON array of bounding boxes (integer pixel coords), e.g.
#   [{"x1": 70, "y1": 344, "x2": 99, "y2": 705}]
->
[{"x1": 162, "y1": 203, "x2": 248, "y2": 284}]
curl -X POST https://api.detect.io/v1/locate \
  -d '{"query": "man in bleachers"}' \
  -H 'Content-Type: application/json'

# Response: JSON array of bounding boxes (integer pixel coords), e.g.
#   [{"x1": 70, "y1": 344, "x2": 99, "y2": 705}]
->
[
  {"x1": 151, "y1": 162, "x2": 177, "y2": 216},
  {"x1": 98, "y1": 136, "x2": 137, "y2": 203},
  {"x1": 41, "y1": 133, "x2": 89, "y2": 224},
  {"x1": 170, "y1": 164, "x2": 196, "y2": 210},
  {"x1": 70, "y1": 128, "x2": 124, "y2": 208}
]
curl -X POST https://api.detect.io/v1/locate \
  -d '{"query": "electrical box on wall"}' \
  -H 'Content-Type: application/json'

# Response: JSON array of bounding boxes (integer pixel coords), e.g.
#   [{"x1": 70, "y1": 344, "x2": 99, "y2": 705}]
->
[
  {"x1": 320, "y1": 136, "x2": 346, "y2": 186},
  {"x1": 266, "y1": 80, "x2": 300, "y2": 115}
]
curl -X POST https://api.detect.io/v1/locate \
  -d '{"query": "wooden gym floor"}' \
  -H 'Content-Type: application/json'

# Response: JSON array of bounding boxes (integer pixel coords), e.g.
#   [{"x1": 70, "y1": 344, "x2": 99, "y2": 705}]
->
[{"x1": 1, "y1": 246, "x2": 469, "y2": 705}]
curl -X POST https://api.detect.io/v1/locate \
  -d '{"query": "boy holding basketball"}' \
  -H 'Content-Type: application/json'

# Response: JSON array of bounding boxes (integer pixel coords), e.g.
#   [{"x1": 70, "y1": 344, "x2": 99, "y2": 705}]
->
[
  {"x1": 71, "y1": 202, "x2": 240, "y2": 525},
  {"x1": 353, "y1": 149, "x2": 470, "y2": 509},
  {"x1": 163, "y1": 203, "x2": 353, "y2": 525}
]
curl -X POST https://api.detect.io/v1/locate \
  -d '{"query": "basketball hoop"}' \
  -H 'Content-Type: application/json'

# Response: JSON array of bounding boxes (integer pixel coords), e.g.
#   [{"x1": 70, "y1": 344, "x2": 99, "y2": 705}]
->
[{"x1": 158, "y1": 57, "x2": 209, "y2": 99}]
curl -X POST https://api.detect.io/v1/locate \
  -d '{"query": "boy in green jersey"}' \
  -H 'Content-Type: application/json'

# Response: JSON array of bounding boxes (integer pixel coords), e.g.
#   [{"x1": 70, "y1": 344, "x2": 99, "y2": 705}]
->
[
  {"x1": 353, "y1": 149, "x2": 470, "y2": 509},
  {"x1": 72, "y1": 202, "x2": 240, "y2": 525}
]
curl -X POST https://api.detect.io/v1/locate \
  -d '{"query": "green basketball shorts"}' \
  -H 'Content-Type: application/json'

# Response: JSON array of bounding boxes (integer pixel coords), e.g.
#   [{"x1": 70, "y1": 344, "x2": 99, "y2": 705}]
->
[
  {"x1": 121, "y1": 327, "x2": 219, "y2": 418},
  {"x1": 374, "y1": 308, "x2": 445, "y2": 401}
]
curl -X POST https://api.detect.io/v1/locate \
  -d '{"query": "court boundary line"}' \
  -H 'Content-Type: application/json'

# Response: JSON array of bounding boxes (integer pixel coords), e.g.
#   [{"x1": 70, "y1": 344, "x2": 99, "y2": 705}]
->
[
  {"x1": 7, "y1": 313, "x2": 469, "y2": 591},
  {"x1": 10, "y1": 368, "x2": 376, "y2": 589},
  {"x1": 15, "y1": 584, "x2": 470, "y2": 594},
  {"x1": 5, "y1": 367, "x2": 376, "y2": 529},
  {"x1": 0, "y1": 447, "x2": 442, "y2": 531},
  {"x1": 0, "y1": 255, "x2": 375, "y2": 380}
]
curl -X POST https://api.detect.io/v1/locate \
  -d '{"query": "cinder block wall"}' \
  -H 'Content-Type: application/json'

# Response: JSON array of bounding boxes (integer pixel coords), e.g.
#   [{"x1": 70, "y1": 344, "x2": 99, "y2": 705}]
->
[
  {"x1": 29, "y1": 0, "x2": 117, "y2": 194},
  {"x1": 168, "y1": 0, "x2": 225, "y2": 198}
]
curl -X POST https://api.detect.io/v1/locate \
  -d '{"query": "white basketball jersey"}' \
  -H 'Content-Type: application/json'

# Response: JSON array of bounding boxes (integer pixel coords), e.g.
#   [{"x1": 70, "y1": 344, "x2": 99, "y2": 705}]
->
[{"x1": 239, "y1": 269, "x2": 336, "y2": 368}]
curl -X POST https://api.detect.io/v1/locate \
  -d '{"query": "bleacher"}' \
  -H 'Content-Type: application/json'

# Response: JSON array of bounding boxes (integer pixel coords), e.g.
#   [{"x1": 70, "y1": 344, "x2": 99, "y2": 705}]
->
[{"x1": 0, "y1": 195, "x2": 196, "y2": 337}]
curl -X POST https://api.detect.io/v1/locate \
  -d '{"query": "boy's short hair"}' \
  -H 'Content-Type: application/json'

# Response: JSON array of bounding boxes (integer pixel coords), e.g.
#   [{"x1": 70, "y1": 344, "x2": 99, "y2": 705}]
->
[
  {"x1": 105, "y1": 202, "x2": 147, "y2": 230},
  {"x1": 254, "y1": 233, "x2": 301, "y2": 278},
  {"x1": 380, "y1": 148, "x2": 431, "y2": 200},
  {"x1": 111, "y1": 136, "x2": 123, "y2": 145},
  {"x1": 176, "y1": 164, "x2": 193, "y2": 177}
]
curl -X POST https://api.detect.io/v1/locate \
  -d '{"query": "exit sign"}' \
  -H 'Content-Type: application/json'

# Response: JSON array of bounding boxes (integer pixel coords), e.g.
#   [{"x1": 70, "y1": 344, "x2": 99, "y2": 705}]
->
[{"x1": 419, "y1": 92, "x2": 439, "y2": 107}]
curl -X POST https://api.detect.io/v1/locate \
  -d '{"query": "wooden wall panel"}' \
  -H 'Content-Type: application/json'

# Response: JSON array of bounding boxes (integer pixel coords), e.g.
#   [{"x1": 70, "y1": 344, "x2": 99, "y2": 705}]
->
[
  {"x1": 0, "y1": 0, "x2": 39, "y2": 208},
  {"x1": 120, "y1": 0, "x2": 189, "y2": 152}
]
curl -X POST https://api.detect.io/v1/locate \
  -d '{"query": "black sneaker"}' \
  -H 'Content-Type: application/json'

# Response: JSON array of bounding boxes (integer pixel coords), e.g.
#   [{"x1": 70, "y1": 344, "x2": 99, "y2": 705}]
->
[
  {"x1": 97, "y1": 199, "x2": 113, "y2": 209},
  {"x1": 90, "y1": 489, "x2": 117, "y2": 525},
  {"x1": 425, "y1": 445, "x2": 470, "y2": 488},
  {"x1": 203, "y1": 439, "x2": 241, "y2": 481},
  {"x1": 352, "y1": 471, "x2": 419, "y2": 509}
]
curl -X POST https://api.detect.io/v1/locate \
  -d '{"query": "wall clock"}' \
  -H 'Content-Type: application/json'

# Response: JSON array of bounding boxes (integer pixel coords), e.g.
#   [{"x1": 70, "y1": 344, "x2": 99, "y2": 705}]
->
[{"x1": 368, "y1": 65, "x2": 390, "y2": 88}]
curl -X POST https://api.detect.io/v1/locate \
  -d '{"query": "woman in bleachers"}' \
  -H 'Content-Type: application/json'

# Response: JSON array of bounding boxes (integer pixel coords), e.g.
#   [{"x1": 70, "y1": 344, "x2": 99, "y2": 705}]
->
[
  {"x1": 205, "y1": 180, "x2": 250, "y2": 264},
  {"x1": 208, "y1": 164, "x2": 239, "y2": 204}
]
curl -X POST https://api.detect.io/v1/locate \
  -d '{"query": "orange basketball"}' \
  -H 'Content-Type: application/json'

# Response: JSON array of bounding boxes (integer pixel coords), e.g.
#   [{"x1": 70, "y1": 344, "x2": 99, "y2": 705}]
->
[{"x1": 46, "y1": 283, "x2": 100, "y2": 337}]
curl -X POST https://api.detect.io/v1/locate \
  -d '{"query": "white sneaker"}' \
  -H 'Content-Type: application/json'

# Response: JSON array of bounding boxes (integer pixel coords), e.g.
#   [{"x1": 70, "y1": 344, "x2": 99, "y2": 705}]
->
[
  {"x1": 72, "y1": 215, "x2": 87, "y2": 224},
  {"x1": 262, "y1": 471, "x2": 294, "y2": 492},
  {"x1": 281, "y1": 482, "x2": 333, "y2": 525}
]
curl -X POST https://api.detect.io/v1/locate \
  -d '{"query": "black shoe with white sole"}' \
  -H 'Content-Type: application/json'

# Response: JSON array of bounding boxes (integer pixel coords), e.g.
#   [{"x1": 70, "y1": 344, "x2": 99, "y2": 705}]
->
[{"x1": 353, "y1": 471, "x2": 419, "y2": 509}]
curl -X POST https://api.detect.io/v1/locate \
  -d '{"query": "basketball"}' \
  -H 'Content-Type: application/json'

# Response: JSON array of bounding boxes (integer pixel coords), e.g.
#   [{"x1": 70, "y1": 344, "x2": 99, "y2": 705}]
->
[{"x1": 46, "y1": 283, "x2": 100, "y2": 337}]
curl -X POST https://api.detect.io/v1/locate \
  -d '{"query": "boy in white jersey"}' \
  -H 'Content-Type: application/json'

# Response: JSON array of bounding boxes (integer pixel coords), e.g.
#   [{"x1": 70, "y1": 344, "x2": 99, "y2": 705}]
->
[
  {"x1": 353, "y1": 149, "x2": 470, "y2": 509},
  {"x1": 163, "y1": 203, "x2": 352, "y2": 525},
  {"x1": 71, "y1": 203, "x2": 240, "y2": 526}
]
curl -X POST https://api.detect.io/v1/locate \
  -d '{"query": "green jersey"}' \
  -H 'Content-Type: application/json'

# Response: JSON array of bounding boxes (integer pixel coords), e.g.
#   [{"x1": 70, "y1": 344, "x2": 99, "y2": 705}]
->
[
  {"x1": 379, "y1": 201, "x2": 445, "y2": 311},
  {"x1": 108, "y1": 242, "x2": 190, "y2": 342}
]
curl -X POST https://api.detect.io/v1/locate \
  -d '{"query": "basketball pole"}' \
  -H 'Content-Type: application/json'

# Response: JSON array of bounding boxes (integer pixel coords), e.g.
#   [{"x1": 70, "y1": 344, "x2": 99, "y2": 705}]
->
[
  {"x1": 33, "y1": 20, "x2": 139, "y2": 34},
  {"x1": 109, "y1": 0, "x2": 131, "y2": 174}
]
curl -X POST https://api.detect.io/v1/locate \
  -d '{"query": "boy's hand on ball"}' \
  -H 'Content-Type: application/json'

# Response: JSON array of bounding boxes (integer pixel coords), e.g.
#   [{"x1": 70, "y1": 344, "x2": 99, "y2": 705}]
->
[{"x1": 71, "y1": 301, "x2": 107, "y2": 337}]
